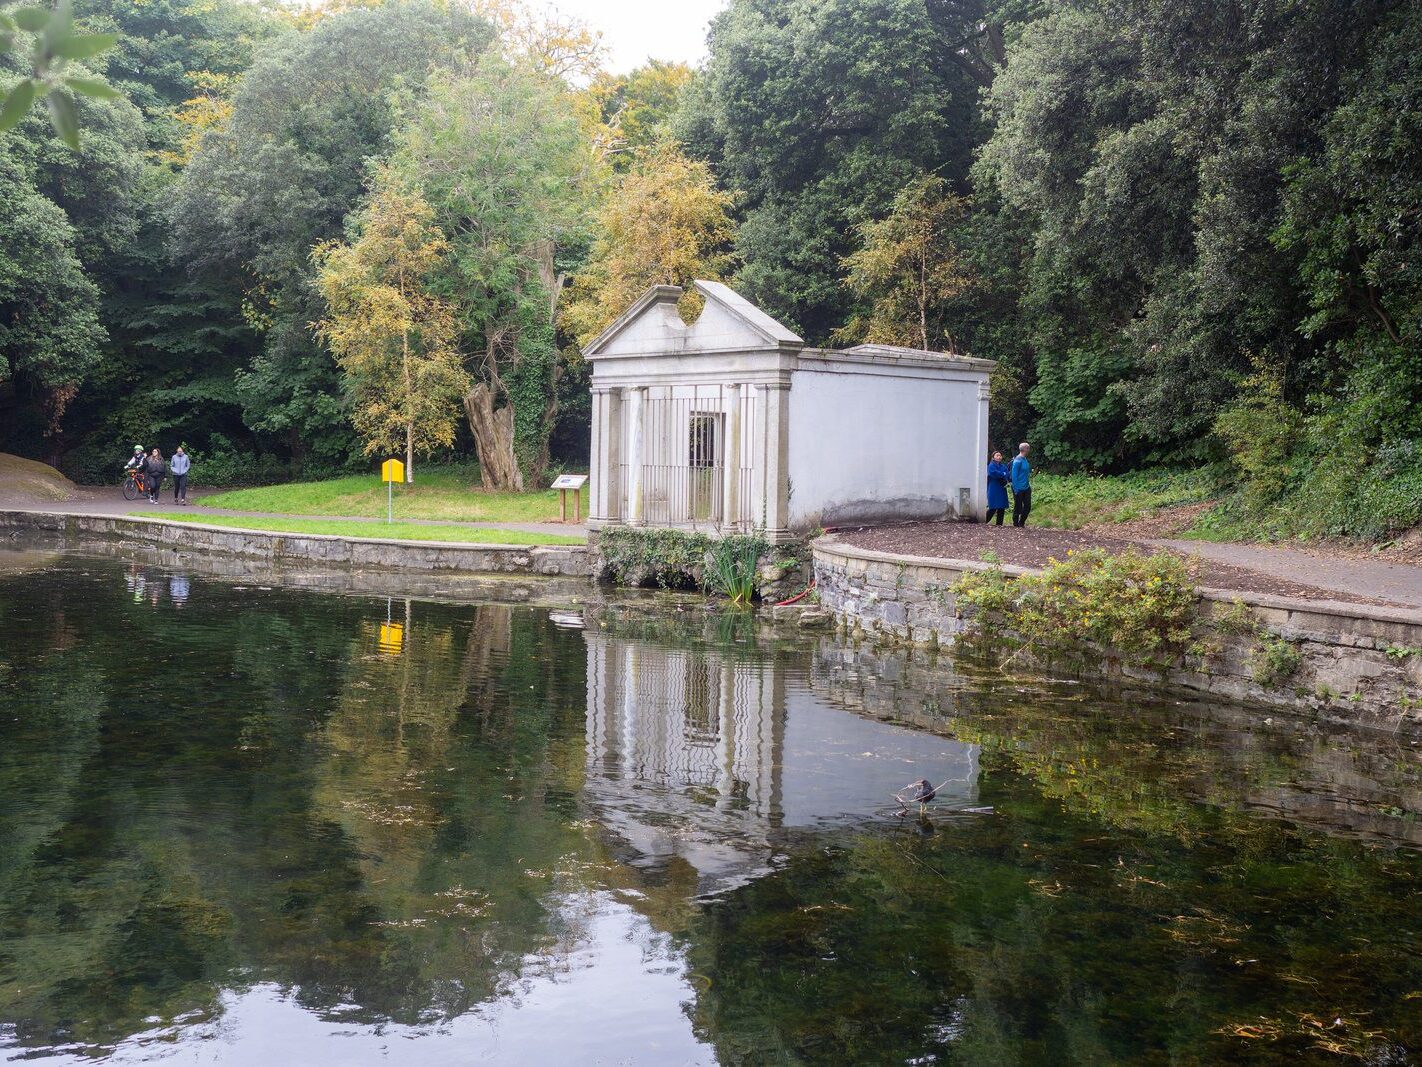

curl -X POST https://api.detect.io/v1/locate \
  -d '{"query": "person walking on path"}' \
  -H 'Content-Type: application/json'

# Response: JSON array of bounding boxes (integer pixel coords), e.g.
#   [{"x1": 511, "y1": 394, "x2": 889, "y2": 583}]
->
[
  {"x1": 1010, "y1": 442, "x2": 1032, "y2": 527},
  {"x1": 986, "y1": 451, "x2": 1010, "y2": 526},
  {"x1": 143, "y1": 448, "x2": 166, "y2": 504},
  {"x1": 170, "y1": 445, "x2": 191, "y2": 505}
]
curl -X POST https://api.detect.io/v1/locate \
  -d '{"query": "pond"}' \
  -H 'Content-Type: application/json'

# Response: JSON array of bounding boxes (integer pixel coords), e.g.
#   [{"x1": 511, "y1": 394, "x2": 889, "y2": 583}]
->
[{"x1": 1, "y1": 549, "x2": 1420, "y2": 1065}]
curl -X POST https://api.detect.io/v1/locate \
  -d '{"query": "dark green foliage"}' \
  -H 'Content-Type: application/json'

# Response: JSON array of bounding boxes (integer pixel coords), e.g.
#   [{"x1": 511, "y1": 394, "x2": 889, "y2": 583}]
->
[
  {"x1": 687, "y1": 0, "x2": 1421, "y2": 539},
  {"x1": 171, "y1": 3, "x2": 497, "y2": 470},
  {"x1": 679, "y1": 0, "x2": 990, "y2": 342},
  {"x1": 596, "y1": 527, "x2": 772, "y2": 601},
  {"x1": 0, "y1": 72, "x2": 143, "y2": 450},
  {"x1": 595, "y1": 527, "x2": 716, "y2": 590}
]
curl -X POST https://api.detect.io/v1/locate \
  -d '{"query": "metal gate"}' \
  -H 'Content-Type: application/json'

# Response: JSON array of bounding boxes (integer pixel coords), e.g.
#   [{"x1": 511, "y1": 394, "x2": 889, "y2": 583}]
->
[{"x1": 617, "y1": 384, "x2": 758, "y2": 533}]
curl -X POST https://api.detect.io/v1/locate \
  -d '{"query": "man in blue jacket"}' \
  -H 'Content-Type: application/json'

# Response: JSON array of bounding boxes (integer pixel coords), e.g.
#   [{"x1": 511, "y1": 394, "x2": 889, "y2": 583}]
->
[{"x1": 1010, "y1": 442, "x2": 1032, "y2": 527}]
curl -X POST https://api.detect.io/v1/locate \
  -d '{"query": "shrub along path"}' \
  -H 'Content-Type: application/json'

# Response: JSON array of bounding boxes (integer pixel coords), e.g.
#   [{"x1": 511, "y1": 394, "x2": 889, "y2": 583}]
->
[{"x1": 837, "y1": 523, "x2": 1422, "y2": 610}]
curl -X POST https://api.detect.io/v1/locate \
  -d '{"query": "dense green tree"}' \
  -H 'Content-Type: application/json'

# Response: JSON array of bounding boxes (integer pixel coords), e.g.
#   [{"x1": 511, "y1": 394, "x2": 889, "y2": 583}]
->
[
  {"x1": 975, "y1": 0, "x2": 1398, "y2": 468},
  {"x1": 0, "y1": 68, "x2": 143, "y2": 457},
  {"x1": 1213, "y1": 1, "x2": 1422, "y2": 538},
  {"x1": 0, "y1": 153, "x2": 104, "y2": 438},
  {"x1": 393, "y1": 59, "x2": 591, "y2": 489},
  {"x1": 172, "y1": 2, "x2": 498, "y2": 470},
  {"x1": 80, "y1": 0, "x2": 284, "y2": 156},
  {"x1": 678, "y1": 0, "x2": 989, "y2": 343}
]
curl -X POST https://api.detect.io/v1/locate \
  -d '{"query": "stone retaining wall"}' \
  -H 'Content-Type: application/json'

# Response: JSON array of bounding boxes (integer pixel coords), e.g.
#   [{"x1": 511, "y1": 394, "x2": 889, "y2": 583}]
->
[
  {"x1": 0, "y1": 510, "x2": 592, "y2": 578},
  {"x1": 813, "y1": 536, "x2": 1422, "y2": 731}
]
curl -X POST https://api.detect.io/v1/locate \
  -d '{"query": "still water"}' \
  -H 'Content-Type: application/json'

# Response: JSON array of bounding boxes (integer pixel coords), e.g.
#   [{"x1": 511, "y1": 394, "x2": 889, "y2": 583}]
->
[{"x1": 1, "y1": 549, "x2": 1420, "y2": 1065}]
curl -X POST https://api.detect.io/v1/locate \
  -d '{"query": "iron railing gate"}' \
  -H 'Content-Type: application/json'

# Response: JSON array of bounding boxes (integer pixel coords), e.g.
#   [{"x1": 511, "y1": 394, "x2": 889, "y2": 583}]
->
[{"x1": 616, "y1": 384, "x2": 758, "y2": 533}]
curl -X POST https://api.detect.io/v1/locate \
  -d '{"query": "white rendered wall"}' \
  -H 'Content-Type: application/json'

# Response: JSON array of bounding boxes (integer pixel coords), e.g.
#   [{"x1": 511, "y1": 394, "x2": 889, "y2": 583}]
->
[{"x1": 786, "y1": 364, "x2": 986, "y2": 530}]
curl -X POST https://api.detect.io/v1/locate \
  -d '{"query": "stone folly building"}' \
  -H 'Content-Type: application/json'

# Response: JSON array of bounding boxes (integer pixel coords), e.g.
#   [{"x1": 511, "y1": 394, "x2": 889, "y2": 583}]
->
[{"x1": 583, "y1": 281, "x2": 996, "y2": 543}]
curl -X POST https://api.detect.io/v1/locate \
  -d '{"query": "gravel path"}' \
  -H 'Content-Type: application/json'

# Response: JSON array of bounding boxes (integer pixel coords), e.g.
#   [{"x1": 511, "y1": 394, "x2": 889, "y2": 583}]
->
[
  {"x1": 837, "y1": 522, "x2": 1419, "y2": 611},
  {"x1": 1150, "y1": 539, "x2": 1422, "y2": 610}
]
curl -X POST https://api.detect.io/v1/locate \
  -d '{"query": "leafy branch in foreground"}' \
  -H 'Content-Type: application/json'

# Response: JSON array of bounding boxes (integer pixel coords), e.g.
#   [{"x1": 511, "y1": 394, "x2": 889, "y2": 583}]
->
[{"x1": 1, "y1": 0, "x2": 120, "y2": 147}]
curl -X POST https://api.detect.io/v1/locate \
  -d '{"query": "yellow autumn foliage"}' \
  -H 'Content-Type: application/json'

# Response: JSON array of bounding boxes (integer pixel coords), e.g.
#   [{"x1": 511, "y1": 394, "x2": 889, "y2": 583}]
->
[
  {"x1": 836, "y1": 174, "x2": 974, "y2": 353},
  {"x1": 313, "y1": 168, "x2": 468, "y2": 475},
  {"x1": 564, "y1": 142, "x2": 736, "y2": 349}
]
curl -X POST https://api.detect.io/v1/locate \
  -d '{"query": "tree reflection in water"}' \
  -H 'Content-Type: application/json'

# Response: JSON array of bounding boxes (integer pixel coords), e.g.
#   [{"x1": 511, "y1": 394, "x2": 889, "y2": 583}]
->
[{"x1": 0, "y1": 551, "x2": 1418, "y2": 1064}]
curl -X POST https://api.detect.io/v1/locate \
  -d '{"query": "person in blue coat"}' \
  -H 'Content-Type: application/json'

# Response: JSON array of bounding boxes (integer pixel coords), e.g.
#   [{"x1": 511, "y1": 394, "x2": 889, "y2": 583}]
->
[
  {"x1": 1010, "y1": 442, "x2": 1032, "y2": 527},
  {"x1": 985, "y1": 451, "x2": 1010, "y2": 525}
]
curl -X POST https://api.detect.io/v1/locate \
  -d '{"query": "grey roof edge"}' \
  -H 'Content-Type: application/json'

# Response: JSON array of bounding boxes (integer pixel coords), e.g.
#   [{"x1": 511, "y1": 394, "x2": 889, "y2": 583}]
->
[
  {"x1": 693, "y1": 279, "x2": 805, "y2": 347},
  {"x1": 581, "y1": 284, "x2": 684, "y2": 358},
  {"x1": 806, "y1": 345, "x2": 998, "y2": 372}
]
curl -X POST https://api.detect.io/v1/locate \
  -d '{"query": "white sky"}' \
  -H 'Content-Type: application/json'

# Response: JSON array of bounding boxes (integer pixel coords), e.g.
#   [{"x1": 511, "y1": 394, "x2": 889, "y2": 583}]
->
[{"x1": 549, "y1": 0, "x2": 728, "y2": 73}]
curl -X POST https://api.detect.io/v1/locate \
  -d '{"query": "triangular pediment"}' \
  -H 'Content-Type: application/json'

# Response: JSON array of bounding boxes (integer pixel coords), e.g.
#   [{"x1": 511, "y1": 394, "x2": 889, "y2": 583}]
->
[{"x1": 581, "y1": 281, "x2": 803, "y2": 359}]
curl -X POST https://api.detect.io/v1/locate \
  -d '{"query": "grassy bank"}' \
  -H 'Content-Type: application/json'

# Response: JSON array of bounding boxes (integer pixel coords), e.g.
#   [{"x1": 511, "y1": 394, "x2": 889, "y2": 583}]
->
[
  {"x1": 130, "y1": 513, "x2": 585, "y2": 545},
  {"x1": 1026, "y1": 470, "x2": 1217, "y2": 529},
  {"x1": 198, "y1": 469, "x2": 587, "y2": 524}
]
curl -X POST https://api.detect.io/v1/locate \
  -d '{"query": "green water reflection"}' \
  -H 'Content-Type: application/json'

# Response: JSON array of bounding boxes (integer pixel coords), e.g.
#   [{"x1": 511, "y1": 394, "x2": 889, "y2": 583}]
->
[{"x1": 0, "y1": 550, "x2": 1419, "y2": 1065}]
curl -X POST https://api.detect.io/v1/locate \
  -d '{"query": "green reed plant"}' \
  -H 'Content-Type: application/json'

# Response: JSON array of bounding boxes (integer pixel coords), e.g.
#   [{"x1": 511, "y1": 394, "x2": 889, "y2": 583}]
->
[{"x1": 705, "y1": 535, "x2": 769, "y2": 605}]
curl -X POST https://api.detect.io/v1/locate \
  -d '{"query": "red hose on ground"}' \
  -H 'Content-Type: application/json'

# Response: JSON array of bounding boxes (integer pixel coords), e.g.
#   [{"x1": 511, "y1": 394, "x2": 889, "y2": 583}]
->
[{"x1": 774, "y1": 578, "x2": 816, "y2": 607}]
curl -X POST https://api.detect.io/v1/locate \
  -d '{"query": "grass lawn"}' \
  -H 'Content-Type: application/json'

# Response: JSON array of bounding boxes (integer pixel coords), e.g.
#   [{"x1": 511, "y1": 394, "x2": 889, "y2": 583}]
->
[
  {"x1": 1027, "y1": 469, "x2": 1218, "y2": 529},
  {"x1": 198, "y1": 469, "x2": 588, "y2": 524},
  {"x1": 130, "y1": 513, "x2": 585, "y2": 545}
]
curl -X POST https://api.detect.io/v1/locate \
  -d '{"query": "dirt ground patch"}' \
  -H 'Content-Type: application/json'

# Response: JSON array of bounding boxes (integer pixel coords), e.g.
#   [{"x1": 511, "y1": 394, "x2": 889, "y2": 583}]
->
[
  {"x1": 0, "y1": 454, "x2": 76, "y2": 506},
  {"x1": 835, "y1": 522, "x2": 1400, "y2": 607},
  {"x1": 1086, "y1": 501, "x2": 1216, "y2": 539}
]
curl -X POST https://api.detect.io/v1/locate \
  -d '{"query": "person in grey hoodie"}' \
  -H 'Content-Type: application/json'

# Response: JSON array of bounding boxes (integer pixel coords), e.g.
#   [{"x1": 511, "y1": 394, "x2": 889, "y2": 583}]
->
[{"x1": 170, "y1": 445, "x2": 191, "y2": 505}]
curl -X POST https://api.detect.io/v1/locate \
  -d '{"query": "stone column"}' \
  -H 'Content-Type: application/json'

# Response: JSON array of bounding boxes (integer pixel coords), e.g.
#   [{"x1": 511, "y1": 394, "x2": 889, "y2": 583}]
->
[
  {"x1": 760, "y1": 380, "x2": 791, "y2": 541},
  {"x1": 721, "y1": 383, "x2": 741, "y2": 532},
  {"x1": 589, "y1": 386, "x2": 622, "y2": 527},
  {"x1": 627, "y1": 386, "x2": 647, "y2": 526},
  {"x1": 974, "y1": 375, "x2": 991, "y2": 519},
  {"x1": 716, "y1": 657, "x2": 735, "y2": 810}
]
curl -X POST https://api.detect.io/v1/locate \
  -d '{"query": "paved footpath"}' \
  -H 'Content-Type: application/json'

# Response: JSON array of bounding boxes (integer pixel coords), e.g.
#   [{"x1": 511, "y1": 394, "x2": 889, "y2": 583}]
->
[
  {"x1": 1152, "y1": 539, "x2": 1422, "y2": 610},
  {"x1": 1, "y1": 488, "x2": 587, "y2": 539}
]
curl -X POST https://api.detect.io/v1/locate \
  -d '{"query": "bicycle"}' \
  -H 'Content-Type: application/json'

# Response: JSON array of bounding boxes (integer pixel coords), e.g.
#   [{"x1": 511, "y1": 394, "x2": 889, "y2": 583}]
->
[{"x1": 122, "y1": 469, "x2": 151, "y2": 501}]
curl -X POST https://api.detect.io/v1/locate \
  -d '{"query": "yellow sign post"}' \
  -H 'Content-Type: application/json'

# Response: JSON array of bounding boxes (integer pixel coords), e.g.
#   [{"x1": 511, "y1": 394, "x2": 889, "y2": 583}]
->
[{"x1": 381, "y1": 458, "x2": 405, "y2": 523}]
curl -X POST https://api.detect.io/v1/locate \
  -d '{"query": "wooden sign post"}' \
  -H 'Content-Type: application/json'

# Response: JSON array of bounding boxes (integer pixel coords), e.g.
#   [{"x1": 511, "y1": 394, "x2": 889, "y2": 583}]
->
[
  {"x1": 380, "y1": 458, "x2": 405, "y2": 523},
  {"x1": 550, "y1": 473, "x2": 588, "y2": 524}
]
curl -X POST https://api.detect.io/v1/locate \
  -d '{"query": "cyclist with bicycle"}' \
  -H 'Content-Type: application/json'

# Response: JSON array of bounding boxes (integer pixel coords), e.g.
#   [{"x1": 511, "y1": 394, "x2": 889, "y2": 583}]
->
[{"x1": 122, "y1": 445, "x2": 152, "y2": 500}]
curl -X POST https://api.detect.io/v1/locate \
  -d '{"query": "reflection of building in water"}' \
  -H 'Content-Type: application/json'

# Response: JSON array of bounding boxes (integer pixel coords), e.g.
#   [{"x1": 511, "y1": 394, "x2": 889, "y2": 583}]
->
[{"x1": 584, "y1": 633, "x2": 978, "y2": 893}]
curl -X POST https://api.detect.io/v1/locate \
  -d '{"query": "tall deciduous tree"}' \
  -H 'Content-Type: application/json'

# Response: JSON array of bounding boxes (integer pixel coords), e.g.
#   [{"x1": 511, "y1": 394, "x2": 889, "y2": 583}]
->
[
  {"x1": 974, "y1": 0, "x2": 1393, "y2": 467},
  {"x1": 0, "y1": 153, "x2": 105, "y2": 437},
  {"x1": 314, "y1": 169, "x2": 467, "y2": 482},
  {"x1": 563, "y1": 141, "x2": 735, "y2": 348},
  {"x1": 173, "y1": 2, "x2": 496, "y2": 470},
  {"x1": 584, "y1": 61, "x2": 694, "y2": 169},
  {"x1": 836, "y1": 174, "x2": 973, "y2": 352},
  {"x1": 677, "y1": 0, "x2": 989, "y2": 343},
  {"x1": 394, "y1": 60, "x2": 590, "y2": 490}
]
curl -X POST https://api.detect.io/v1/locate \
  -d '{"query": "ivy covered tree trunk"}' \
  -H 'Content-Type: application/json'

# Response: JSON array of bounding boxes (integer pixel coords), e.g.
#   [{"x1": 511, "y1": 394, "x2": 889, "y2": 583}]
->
[{"x1": 463, "y1": 383, "x2": 523, "y2": 491}]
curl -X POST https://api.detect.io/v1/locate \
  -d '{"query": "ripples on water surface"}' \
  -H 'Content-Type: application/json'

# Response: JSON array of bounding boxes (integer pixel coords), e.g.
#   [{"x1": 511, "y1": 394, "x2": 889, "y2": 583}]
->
[{"x1": 0, "y1": 548, "x2": 1419, "y2": 1065}]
